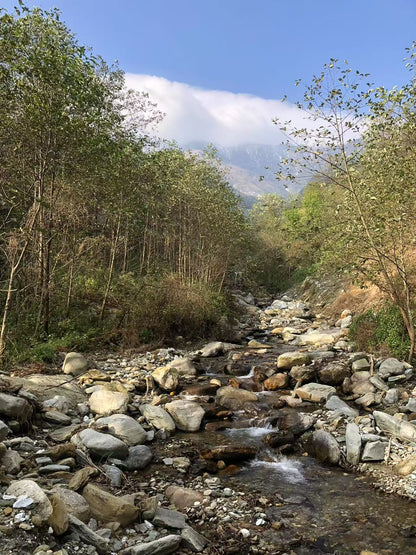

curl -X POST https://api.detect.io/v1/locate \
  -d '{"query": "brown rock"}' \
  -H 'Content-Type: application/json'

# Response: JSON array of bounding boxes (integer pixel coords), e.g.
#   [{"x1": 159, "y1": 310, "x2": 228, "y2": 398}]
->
[
  {"x1": 48, "y1": 493, "x2": 69, "y2": 535},
  {"x1": 165, "y1": 486, "x2": 205, "y2": 511},
  {"x1": 44, "y1": 443, "x2": 77, "y2": 461},
  {"x1": 82, "y1": 483, "x2": 139, "y2": 526},
  {"x1": 200, "y1": 445, "x2": 257, "y2": 463},
  {"x1": 264, "y1": 373, "x2": 289, "y2": 390},
  {"x1": 318, "y1": 362, "x2": 350, "y2": 385},
  {"x1": 68, "y1": 466, "x2": 98, "y2": 491},
  {"x1": 394, "y1": 455, "x2": 416, "y2": 476}
]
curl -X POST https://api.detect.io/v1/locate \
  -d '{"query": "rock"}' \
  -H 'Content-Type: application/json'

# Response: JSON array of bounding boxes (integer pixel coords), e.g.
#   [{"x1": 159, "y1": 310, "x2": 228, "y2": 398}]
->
[
  {"x1": 369, "y1": 375, "x2": 389, "y2": 392},
  {"x1": 49, "y1": 424, "x2": 81, "y2": 442},
  {"x1": 54, "y1": 487, "x2": 91, "y2": 522},
  {"x1": 378, "y1": 358, "x2": 405, "y2": 379},
  {"x1": 68, "y1": 466, "x2": 97, "y2": 491},
  {"x1": 264, "y1": 373, "x2": 289, "y2": 390},
  {"x1": 167, "y1": 357, "x2": 197, "y2": 377},
  {"x1": 125, "y1": 445, "x2": 153, "y2": 470},
  {"x1": 165, "y1": 486, "x2": 204, "y2": 511},
  {"x1": 292, "y1": 328, "x2": 342, "y2": 347},
  {"x1": 296, "y1": 383, "x2": 336, "y2": 403},
  {"x1": 43, "y1": 410, "x2": 72, "y2": 425},
  {"x1": 279, "y1": 411, "x2": 316, "y2": 435},
  {"x1": 289, "y1": 366, "x2": 315, "y2": 383},
  {"x1": 343, "y1": 372, "x2": 376, "y2": 396},
  {"x1": 373, "y1": 410, "x2": 416, "y2": 442},
  {"x1": 216, "y1": 386, "x2": 258, "y2": 410},
  {"x1": 6, "y1": 479, "x2": 52, "y2": 523},
  {"x1": 405, "y1": 398, "x2": 416, "y2": 413},
  {"x1": 165, "y1": 400, "x2": 205, "y2": 432},
  {"x1": 352, "y1": 358, "x2": 370, "y2": 372},
  {"x1": 318, "y1": 362, "x2": 350, "y2": 385},
  {"x1": 96, "y1": 414, "x2": 147, "y2": 446},
  {"x1": 0, "y1": 419, "x2": 11, "y2": 440},
  {"x1": 325, "y1": 396, "x2": 358, "y2": 417},
  {"x1": 384, "y1": 388, "x2": 399, "y2": 405},
  {"x1": 1, "y1": 449, "x2": 23, "y2": 474},
  {"x1": 48, "y1": 493, "x2": 69, "y2": 535},
  {"x1": 82, "y1": 483, "x2": 139, "y2": 526},
  {"x1": 200, "y1": 341, "x2": 238, "y2": 357},
  {"x1": 338, "y1": 315, "x2": 353, "y2": 328},
  {"x1": 361, "y1": 441, "x2": 388, "y2": 461},
  {"x1": 0, "y1": 393, "x2": 32, "y2": 422},
  {"x1": 200, "y1": 445, "x2": 257, "y2": 463},
  {"x1": 63, "y1": 352, "x2": 88, "y2": 376},
  {"x1": 103, "y1": 464, "x2": 123, "y2": 487},
  {"x1": 152, "y1": 367, "x2": 179, "y2": 391},
  {"x1": 89, "y1": 389, "x2": 129, "y2": 416},
  {"x1": 277, "y1": 351, "x2": 312, "y2": 370},
  {"x1": 139, "y1": 404, "x2": 176, "y2": 432},
  {"x1": 354, "y1": 392, "x2": 376, "y2": 408},
  {"x1": 4, "y1": 374, "x2": 85, "y2": 407},
  {"x1": 120, "y1": 534, "x2": 181, "y2": 555},
  {"x1": 68, "y1": 515, "x2": 109, "y2": 554},
  {"x1": 152, "y1": 507, "x2": 187, "y2": 529},
  {"x1": 394, "y1": 455, "x2": 416, "y2": 476},
  {"x1": 77, "y1": 429, "x2": 129, "y2": 459},
  {"x1": 39, "y1": 464, "x2": 71, "y2": 474},
  {"x1": 345, "y1": 422, "x2": 362, "y2": 465},
  {"x1": 181, "y1": 526, "x2": 208, "y2": 552},
  {"x1": 308, "y1": 430, "x2": 340, "y2": 465},
  {"x1": 248, "y1": 340, "x2": 271, "y2": 349},
  {"x1": 42, "y1": 395, "x2": 70, "y2": 412}
]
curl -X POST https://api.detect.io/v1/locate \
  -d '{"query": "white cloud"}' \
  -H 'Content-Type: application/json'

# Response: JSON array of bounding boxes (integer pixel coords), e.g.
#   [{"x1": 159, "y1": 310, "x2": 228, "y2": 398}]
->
[{"x1": 125, "y1": 74, "x2": 312, "y2": 146}]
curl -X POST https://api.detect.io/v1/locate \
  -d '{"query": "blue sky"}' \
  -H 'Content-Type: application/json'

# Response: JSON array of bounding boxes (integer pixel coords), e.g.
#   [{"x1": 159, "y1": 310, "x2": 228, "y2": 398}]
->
[{"x1": 2, "y1": 0, "x2": 415, "y2": 145}]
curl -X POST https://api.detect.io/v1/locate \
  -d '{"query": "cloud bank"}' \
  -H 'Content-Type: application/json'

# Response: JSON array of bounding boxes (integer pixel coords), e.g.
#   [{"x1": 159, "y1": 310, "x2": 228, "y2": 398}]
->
[{"x1": 125, "y1": 74, "x2": 311, "y2": 146}]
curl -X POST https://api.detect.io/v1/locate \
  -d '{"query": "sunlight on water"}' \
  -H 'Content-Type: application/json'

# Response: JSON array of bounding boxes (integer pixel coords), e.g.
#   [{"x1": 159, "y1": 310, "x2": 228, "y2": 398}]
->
[{"x1": 225, "y1": 425, "x2": 272, "y2": 438}]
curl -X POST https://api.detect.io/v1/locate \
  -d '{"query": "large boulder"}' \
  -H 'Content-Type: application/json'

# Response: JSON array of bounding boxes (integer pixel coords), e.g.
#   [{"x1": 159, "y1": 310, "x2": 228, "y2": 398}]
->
[
  {"x1": 63, "y1": 352, "x2": 88, "y2": 376},
  {"x1": 292, "y1": 328, "x2": 343, "y2": 347},
  {"x1": 120, "y1": 535, "x2": 181, "y2": 555},
  {"x1": 95, "y1": 414, "x2": 147, "y2": 446},
  {"x1": 373, "y1": 411, "x2": 416, "y2": 442},
  {"x1": 6, "y1": 479, "x2": 52, "y2": 523},
  {"x1": 200, "y1": 341, "x2": 239, "y2": 357},
  {"x1": 3, "y1": 374, "x2": 85, "y2": 407},
  {"x1": 216, "y1": 386, "x2": 258, "y2": 410},
  {"x1": 54, "y1": 487, "x2": 90, "y2": 522},
  {"x1": 307, "y1": 430, "x2": 340, "y2": 465},
  {"x1": 165, "y1": 400, "x2": 205, "y2": 432},
  {"x1": 0, "y1": 393, "x2": 33, "y2": 422},
  {"x1": 139, "y1": 404, "x2": 176, "y2": 432},
  {"x1": 318, "y1": 362, "x2": 350, "y2": 385},
  {"x1": 125, "y1": 445, "x2": 153, "y2": 470},
  {"x1": 296, "y1": 383, "x2": 336, "y2": 403},
  {"x1": 343, "y1": 371, "x2": 376, "y2": 396},
  {"x1": 152, "y1": 366, "x2": 179, "y2": 391},
  {"x1": 89, "y1": 388, "x2": 129, "y2": 416},
  {"x1": 378, "y1": 358, "x2": 405, "y2": 379},
  {"x1": 264, "y1": 373, "x2": 289, "y2": 390},
  {"x1": 167, "y1": 357, "x2": 197, "y2": 377},
  {"x1": 325, "y1": 396, "x2": 358, "y2": 417},
  {"x1": 277, "y1": 351, "x2": 312, "y2": 370},
  {"x1": 82, "y1": 483, "x2": 139, "y2": 526},
  {"x1": 76, "y1": 429, "x2": 129, "y2": 459},
  {"x1": 362, "y1": 441, "x2": 388, "y2": 462}
]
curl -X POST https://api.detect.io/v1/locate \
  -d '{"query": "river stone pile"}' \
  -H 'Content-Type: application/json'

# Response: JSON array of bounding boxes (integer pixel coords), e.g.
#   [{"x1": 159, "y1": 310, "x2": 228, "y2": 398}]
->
[{"x1": 1, "y1": 292, "x2": 416, "y2": 553}]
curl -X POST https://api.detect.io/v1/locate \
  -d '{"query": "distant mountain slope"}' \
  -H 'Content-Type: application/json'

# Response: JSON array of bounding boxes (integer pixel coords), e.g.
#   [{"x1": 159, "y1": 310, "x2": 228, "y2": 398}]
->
[{"x1": 186, "y1": 142, "x2": 305, "y2": 200}]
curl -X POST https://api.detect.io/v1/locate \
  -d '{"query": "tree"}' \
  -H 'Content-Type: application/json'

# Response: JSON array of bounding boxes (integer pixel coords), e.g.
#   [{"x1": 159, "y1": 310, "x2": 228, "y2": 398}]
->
[{"x1": 274, "y1": 50, "x2": 416, "y2": 360}]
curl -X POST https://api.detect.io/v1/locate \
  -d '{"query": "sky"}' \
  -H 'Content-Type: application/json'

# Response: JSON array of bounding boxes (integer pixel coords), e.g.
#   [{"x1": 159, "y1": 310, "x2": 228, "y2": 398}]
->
[{"x1": 2, "y1": 0, "x2": 416, "y2": 146}]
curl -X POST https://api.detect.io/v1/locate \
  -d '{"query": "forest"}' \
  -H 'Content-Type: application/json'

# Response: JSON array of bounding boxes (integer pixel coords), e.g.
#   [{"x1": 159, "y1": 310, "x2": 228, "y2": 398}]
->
[{"x1": 1, "y1": 4, "x2": 416, "y2": 364}]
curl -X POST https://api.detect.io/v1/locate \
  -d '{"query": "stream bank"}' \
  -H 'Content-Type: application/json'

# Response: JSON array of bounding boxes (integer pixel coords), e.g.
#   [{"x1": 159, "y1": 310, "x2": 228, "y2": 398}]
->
[{"x1": 0, "y1": 292, "x2": 415, "y2": 554}]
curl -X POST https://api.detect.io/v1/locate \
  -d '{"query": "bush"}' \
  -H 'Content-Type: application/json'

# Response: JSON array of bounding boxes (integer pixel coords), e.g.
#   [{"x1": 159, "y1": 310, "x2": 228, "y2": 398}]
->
[{"x1": 349, "y1": 304, "x2": 409, "y2": 360}]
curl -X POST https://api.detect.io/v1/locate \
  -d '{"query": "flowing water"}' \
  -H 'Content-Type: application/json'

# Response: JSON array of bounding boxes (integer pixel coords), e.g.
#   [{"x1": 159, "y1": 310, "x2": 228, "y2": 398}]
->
[{"x1": 187, "y1": 426, "x2": 416, "y2": 554}]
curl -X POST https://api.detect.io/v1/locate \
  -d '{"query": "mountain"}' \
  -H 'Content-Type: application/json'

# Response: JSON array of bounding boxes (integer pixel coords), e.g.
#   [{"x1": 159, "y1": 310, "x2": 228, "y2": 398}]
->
[{"x1": 185, "y1": 142, "x2": 306, "y2": 204}]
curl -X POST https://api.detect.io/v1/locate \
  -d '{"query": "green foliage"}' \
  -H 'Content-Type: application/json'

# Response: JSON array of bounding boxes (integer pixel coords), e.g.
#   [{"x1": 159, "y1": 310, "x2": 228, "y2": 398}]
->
[{"x1": 349, "y1": 305, "x2": 410, "y2": 360}]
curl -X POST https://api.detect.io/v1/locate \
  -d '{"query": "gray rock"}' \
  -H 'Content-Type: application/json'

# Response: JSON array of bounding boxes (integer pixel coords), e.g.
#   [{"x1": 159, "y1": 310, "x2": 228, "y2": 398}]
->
[
  {"x1": 373, "y1": 410, "x2": 416, "y2": 442},
  {"x1": 6, "y1": 479, "x2": 52, "y2": 523},
  {"x1": 1, "y1": 449, "x2": 23, "y2": 474},
  {"x1": 325, "y1": 396, "x2": 358, "y2": 417},
  {"x1": 68, "y1": 515, "x2": 109, "y2": 554},
  {"x1": 369, "y1": 375, "x2": 389, "y2": 392},
  {"x1": 96, "y1": 414, "x2": 147, "y2": 446},
  {"x1": 362, "y1": 441, "x2": 388, "y2": 461},
  {"x1": 200, "y1": 341, "x2": 239, "y2": 357},
  {"x1": 384, "y1": 388, "x2": 399, "y2": 405},
  {"x1": 38, "y1": 464, "x2": 71, "y2": 474},
  {"x1": 120, "y1": 534, "x2": 181, "y2": 555},
  {"x1": 125, "y1": 445, "x2": 153, "y2": 470},
  {"x1": 0, "y1": 393, "x2": 33, "y2": 421},
  {"x1": 181, "y1": 526, "x2": 208, "y2": 552},
  {"x1": 63, "y1": 352, "x2": 88, "y2": 376},
  {"x1": 351, "y1": 358, "x2": 370, "y2": 372},
  {"x1": 378, "y1": 358, "x2": 405, "y2": 379},
  {"x1": 167, "y1": 357, "x2": 197, "y2": 377},
  {"x1": 165, "y1": 400, "x2": 205, "y2": 432},
  {"x1": 296, "y1": 383, "x2": 336, "y2": 403},
  {"x1": 345, "y1": 422, "x2": 362, "y2": 465},
  {"x1": 43, "y1": 410, "x2": 72, "y2": 425},
  {"x1": 405, "y1": 398, "x2": 416, "y2": 413},
  {"x1": 289, "y1": 365, "x2": 315, "y2": 383},
  {"x1": 77, "y1": 429, "x2": 129, "y2": 459},
  {"x1": 42, "y1": 395, "x2": 70, "y2": 412},
  {"x1": 139, "y1": 404, "x2": 176, "y2": 432},
  {"x1": 152, "y1": 507, "x2": 187, "y2": 529},
  {"x1": 103, "y1": 464, "x2": 123, "y2": 487},
  {"x1": 343, "y1": 371, "x2": 375, "y2": 396},
  {"x1": 308, "y1": 430, "x2": 340, "y2": 465},
  {"x1": 0, "y1": 420, "x2": 10, "y2": 441},
  {"x1": 54, "y1": 487, "x2": 90, "y2": 522},
  {"x1": 277, "y1": 351, "x2": 312, "y2": 370}
]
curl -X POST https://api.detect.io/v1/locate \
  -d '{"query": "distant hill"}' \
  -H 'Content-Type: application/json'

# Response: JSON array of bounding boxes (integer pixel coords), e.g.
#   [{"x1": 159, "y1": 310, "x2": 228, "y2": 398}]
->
[{"x1": 186, "y1": 142, "x2": 306, "y2": 202}]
